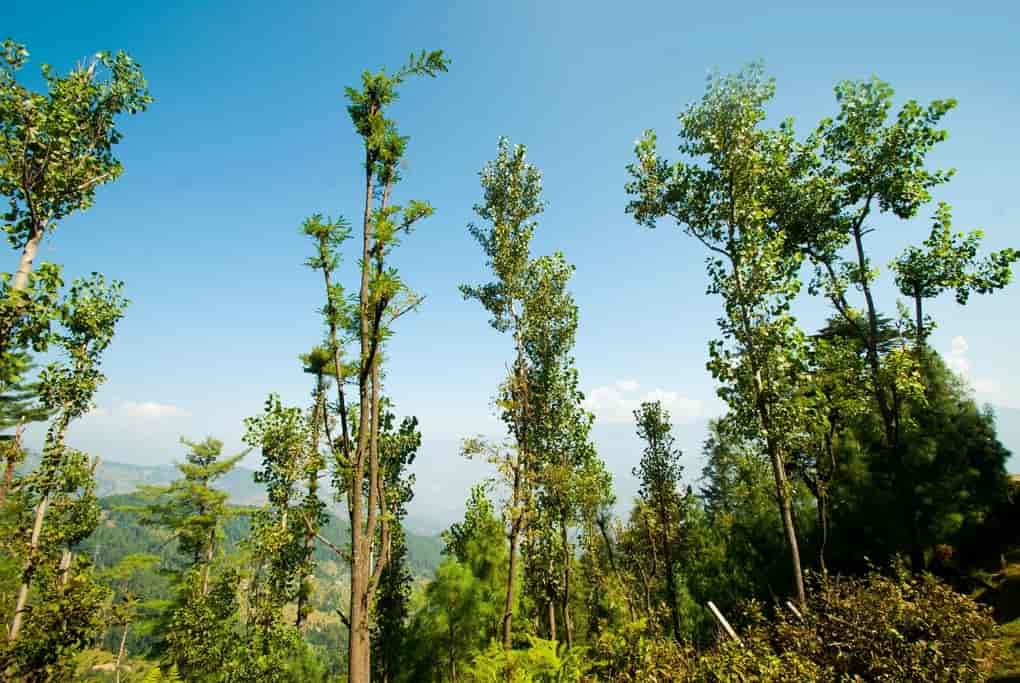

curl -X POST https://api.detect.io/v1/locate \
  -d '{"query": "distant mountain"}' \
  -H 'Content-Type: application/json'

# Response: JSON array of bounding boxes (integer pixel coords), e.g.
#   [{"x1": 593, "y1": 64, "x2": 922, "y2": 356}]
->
[
  {"x1": 81, "y1": 491, "x2": 443, "y2": 579},
  {"x1": 20, "y1": 452, "x2": 269, "y2": 505},
  {"x1": 22, "y1": 453, "x2": 447, "y2": 557}
]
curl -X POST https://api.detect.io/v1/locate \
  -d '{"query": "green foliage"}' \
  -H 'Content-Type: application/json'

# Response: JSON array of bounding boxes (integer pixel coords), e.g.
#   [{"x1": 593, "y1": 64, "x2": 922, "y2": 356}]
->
[
  {"x1": 135, "y1": 437, "x2": 245, "y2": 576},
  {"x1": 140, "y1": 665, "x2": 183, "y2": 683},
  {"x1": 892, "y1": 202, "x2": 1018, "y2": 343},
  {"x1": 0, "y1": 558, "x2": 111, "y2": 681},
  {"x1": 404, "y1": 486, "x2": 509, "y2": 680},
  {"x1": 0, "y1": 39, "x2": 151, "y2": 247},
  {"x1": 163, "y1": 569, "x2": 239, "y2": 680},
  {"x1": 588, "y1": 571, "x2": 993, "y2": 681},
  {"x1": 626, "y1": 62, "x2": 811, "y2": 603},
  {"x1": 774, "y1": 571, "x2": 996, "y2": 681},
  {"x1": 461, "y1": 137, "x2": 544, "y2": 334},
  {"x1": 465, "y1": 636, "x2": 586, "y2": 682}
]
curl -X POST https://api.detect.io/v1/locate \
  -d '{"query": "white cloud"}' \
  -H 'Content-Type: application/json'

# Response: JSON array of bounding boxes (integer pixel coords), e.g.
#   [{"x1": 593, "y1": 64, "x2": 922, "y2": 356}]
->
[
  {"x1": 946, "y1": 335, "x2": 970, "y2": 376},
  {"x1": 81, "y1": 401, "x2": 190, "y2": 421},
  {"x1": 943, "y1": 336, "x2": 1015, "y2": 409},
  {"x1": 583, "y1": 380, "x2": 704, "y2": 425},
  {"x1": 615, "y1": 379, "x2": 640, "y2": 393},
  {"x1": 120, "y1": 401, "x2": 188, "y2": 419}
]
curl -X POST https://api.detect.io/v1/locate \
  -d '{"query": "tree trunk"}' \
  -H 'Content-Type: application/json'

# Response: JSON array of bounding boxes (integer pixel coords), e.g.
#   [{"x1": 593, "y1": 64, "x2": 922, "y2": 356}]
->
[
  {"x1": 348, "y1": 129, "x2": 377, "y2": 683},
  {"x1": 348, "y1": 567, "x2": 371, "y2": 683},
  {"x1": 768, "y1": 442, "x2": 806, "y2": 604},
  {"x1": 0, "y1": 226, "x2": 44, "y2": 357},
  {"x1": 0, "y1": 446, "x2": 16, "y2": 506},
  {"x1": 59, "y1": 549, "x2": 72, "y2": 586},
  {"x1": 11, "y1": 228, "x2": 43, "y2": 294},
  {"x1": 201, "y1": 531, "x2": 214, "y2": 596},
  {"x1": 449, "y1": 623, "x2": 458, "y2": 683},
  {"x1": 663, "y1": 535, "x2": 681, "y2": 640},
  {"x1": 115, "y1": 621, "x2": 130, "y2": 683},
  {"x1": 9, "y1": 493, "x2": 49, "y2": 641},
  {"x1": 816, "y1": 490, "x2": 828, "y2": 574},
  {"x1": 725, "y1": 226, "x2": 806, "y2": 606},
  {"x1": 503, "y1": 483, "x2": 521, "y2": 650},
  {"x1": 560, "y1": 516, "x2": 573, "y2": 648},
  {"x1": 596, "y1": 516, "x2": 636, "y2": 621}
]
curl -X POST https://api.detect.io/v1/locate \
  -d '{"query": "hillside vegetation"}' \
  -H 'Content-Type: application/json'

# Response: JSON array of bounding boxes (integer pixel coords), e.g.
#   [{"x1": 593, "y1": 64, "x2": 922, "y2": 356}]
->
[{"x1": 0, "y1": 36, "x2": 1018, "y2": 683}]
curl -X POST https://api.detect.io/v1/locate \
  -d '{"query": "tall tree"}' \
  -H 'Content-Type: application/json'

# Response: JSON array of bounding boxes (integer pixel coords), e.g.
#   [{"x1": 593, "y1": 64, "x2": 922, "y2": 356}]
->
[
  {"x1": 138, "y1": 437, "x2": 245, "y2": 596},
  {"x1": 136, "y1": 437, "x2": 245, "y2": 678},
  {"x1": 520, "y1": 251, "x2": 609, "y2": 649},
  {"x1": 370, "y1": 409, "x2": 421, "y2": 683},
  {"x1": 632, "y1": 401, "x2": 688, "y2": 639},
  {"x1": 461, "y1": 137, "x2": 544, "y2": 649},
  {"x1": 299, "y1": 49, "x2": 446, "y2": 681},
  {"x1": 0, "y1": 39, "x2": 149, "y2": 358},
  {"x1": 7, "y1": 274, "x2": 126, "y2": 641},
  {"x1": 296, "y1": 346, "x2": 330, "y2": 632},
  {"x1": 243, "y1": 394, "x2": 312, "y2": 646},
  {"x1": 792, "y1": 77, "x2": 958, "y2": 569},
  {"x1": 626, "y1": 65, "x2": 809, "y2": 603}
]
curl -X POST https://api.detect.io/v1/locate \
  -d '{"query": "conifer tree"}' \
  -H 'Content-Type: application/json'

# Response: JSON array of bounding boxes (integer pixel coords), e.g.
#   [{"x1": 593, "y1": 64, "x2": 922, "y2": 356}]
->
[
  {"x1": 632, "y1": 401, "x2": 688, "y2": 639},
  {"x1": 136, "y1": 437, "x2": 246, "y2": 676}
]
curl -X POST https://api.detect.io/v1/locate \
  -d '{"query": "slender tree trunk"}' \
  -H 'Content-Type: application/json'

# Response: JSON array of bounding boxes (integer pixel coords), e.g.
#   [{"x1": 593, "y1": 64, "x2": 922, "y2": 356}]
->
[
  {"x1": 637, "y1": 561, "x2": 652, "y2": 614},
  {"x1": 348, "y1": 125, "x2": 377, "y2": 683},
  {"x1": 816, "y1": 490, "x2": 828, "y2": 574},
  {"x1": 661, "y1": 522, "x2": 681, "y2": 640},
  {"x1": 0, "y1": 446, "x2": 17, "y2": 506},
  {"x1": 596, "y1": 516, "x2": 636, "y2": 621},
  {"x1": 767, "y1": 437, "x2": 806, "y2": 604},
  {"x1": 9, "y1": 492, "x2": 49, "y2": 641},
  {"x1": 0, "y1": 226, "x2": 44, "y2": 357},
  {"x1": 11, "y1": 227, "x2": 43, "y2": 294},
  {"x1": 560, "y1": 516, "x2": 573, "y2": 648},
  {"x1": 851, "y1": 225, "x2": 924, "y2": 570},
  {"x1": 296, "y1": 534, "x2": 313, "y2": 631},
  {"x1": 913, "y1": 290, "x2": 925, "y2": 351},
  {"x1": 449, "y1": 618, "x2": 458, "y2": 683},
  {"x1": 201, "y1": 527, "x2": 214, "y2": 597},
  {"x1": 503, "y1": 460, "x2": 522, "y2": 651},
  {"x1": 115, "y1": 621, "x2": 129, "y2": 683},
  {"x1": 724, "y1": 222, "x2": 806, "y2": 606},
  {"x1": 59, "y1": 549, "x2": 72, "y2": 586},
  {"x1": 547, "y1": 599, "x2": 556, "y2": 641}
]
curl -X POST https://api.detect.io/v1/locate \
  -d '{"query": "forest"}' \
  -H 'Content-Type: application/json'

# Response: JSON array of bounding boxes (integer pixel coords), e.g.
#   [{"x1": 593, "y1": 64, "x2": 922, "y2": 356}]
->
[{"x1": 1, "y1": 33, "x2": 1020, "y2": 683}]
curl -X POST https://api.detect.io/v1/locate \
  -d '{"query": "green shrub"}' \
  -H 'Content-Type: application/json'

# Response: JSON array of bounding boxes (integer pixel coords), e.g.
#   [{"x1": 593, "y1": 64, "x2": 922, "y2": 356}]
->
[
  {"x1": 774, "y1": 571, "x2": 996, "y2": 682},
  {"x1": 587, "y1": 571, "x2": 994, "y2": 682}
]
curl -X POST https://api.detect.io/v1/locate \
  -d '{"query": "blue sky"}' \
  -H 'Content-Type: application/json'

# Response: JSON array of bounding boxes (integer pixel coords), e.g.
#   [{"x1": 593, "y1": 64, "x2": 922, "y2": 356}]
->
[{"x1": 7, "y1": 0, "x2": 1020, "y2": 527}]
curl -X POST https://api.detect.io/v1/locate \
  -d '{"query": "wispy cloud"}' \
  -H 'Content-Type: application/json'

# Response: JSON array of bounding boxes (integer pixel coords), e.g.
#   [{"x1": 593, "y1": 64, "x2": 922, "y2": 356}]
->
[
  {"x1": 84, "y1": 400, "x2": 190, "y2": 421},
  {"x1": 120, "y1": 401, "x2": 189, "y2": 419},
  {"x1": 945, "y1": 335, "x2": 970, "y2": 376},
  {"x1": 583, "y1": 379, "x2": 704, "y2": 425},
  {"x1": 944, "y1": 336, "x2": 1015, "y2": 408}
]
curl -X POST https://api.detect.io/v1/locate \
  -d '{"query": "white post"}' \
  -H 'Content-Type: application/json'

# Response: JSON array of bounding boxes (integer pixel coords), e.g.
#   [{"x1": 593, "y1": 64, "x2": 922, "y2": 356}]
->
[{"x1": 707, "y1": 601, "x2": 741, "y2": 645}]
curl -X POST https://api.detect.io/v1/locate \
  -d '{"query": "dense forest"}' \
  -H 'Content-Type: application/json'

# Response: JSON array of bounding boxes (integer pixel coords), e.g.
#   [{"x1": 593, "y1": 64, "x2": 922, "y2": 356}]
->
[{"x1": 1, "y1": 36, "x2": 1020, "y2": 683}]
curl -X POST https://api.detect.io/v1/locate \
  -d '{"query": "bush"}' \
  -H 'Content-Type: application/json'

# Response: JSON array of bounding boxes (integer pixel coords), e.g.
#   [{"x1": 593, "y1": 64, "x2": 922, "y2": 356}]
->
[
  {"x1": 587, "y1": 571, "x2": 995, "y2": 682},
  {"x1": 774, "y1": 570, "x2": 996, "y2": 682}
]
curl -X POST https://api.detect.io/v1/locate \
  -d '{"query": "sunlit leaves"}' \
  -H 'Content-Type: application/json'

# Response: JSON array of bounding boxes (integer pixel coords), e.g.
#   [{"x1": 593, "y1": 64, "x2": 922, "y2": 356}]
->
[{"x1": 0, "y1": 40, "x2": 151, "y2": 248}]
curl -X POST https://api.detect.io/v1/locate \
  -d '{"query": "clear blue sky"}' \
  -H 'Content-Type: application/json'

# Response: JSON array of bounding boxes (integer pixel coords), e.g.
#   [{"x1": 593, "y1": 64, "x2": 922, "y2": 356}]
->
[{"x1": 7, "y1": 0, "x2": 1020, "y2": 527}]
